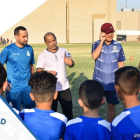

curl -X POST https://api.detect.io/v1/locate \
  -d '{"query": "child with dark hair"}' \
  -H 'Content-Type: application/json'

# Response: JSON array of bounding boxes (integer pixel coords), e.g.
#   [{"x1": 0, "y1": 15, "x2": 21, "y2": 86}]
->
[
  {"x1": 111, "y1": 66, "x2": 140, "y2": 140},
  {"x1": 64, "y1": 80, "x2": 111, "y2": 140},
  {"x1": 0, "y1": 63, "x2": 19, "y2": 115},
  {"x1": 0, "y1": 63, "x2": 7, "y2": 94},
  {"x1": 20, "y1": 71, "x2": 67, "y2": 140}
]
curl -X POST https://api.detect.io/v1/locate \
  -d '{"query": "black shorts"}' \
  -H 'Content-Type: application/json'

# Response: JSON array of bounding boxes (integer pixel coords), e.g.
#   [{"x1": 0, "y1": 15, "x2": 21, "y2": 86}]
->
[
  {"x1": 52, "y1": 88, "x2": 73, "y2": 120},
  {"x1": 104, "y1": 90, "x2": 119, "y2": 105}
]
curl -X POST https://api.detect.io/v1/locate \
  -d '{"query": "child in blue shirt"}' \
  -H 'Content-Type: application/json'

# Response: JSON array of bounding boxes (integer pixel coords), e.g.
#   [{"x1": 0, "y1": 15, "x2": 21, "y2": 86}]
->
[
  {"x1": 111, "y1": 66, "x2": 140, "y2": 140},
  {"x1": 64, "y1": 80, "x2": 111, "y2": 140},
  {"x1": 20, "y1": 71, "x2": 67, "y2": 140}
]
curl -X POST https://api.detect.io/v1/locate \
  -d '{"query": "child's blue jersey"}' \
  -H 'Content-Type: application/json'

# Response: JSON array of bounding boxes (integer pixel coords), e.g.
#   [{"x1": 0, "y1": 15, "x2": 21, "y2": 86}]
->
[
  {"x1": 0, "y1": 43, "x2": 35, "y2": 92},
  {"x1": 20, "y1": 108, "x2": 67, "y2": 140},
  {"x1": 64, "y1": 116, "x2": 111, "y2": 140},
  {"x1": 111, "y1": 105, "x2": 140, "y2": 140}
]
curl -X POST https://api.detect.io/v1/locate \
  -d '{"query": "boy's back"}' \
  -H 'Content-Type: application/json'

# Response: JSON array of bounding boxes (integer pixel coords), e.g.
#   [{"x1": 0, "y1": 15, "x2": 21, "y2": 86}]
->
[
  {"x1": 64, "y1": 80, "x2": 111, "y2": 140},
  {"x1": 111, "y1": 105, "x2": 140, "y2": 140},
  {"x1": 65, "y1": 116, "x2": 111, "y2": 140},
  {"x1": 112, "y1": 66, "x2": 140, "y2": 140},
  {"x1": 20, "y1": 108, "x2": 67, "y2": 140}
]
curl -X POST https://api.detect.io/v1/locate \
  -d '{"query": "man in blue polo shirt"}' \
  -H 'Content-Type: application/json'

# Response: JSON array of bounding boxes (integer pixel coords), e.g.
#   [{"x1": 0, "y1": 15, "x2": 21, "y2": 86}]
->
[
  {"x1": 111, "y1": 66, "x2": 140, "y2": 140},
  {"x1": 91, "y1": 23, "x2": 126, "y2": 122},
  {"x1": 0, "y1": 26, "x2": 35, "y2": 110}
]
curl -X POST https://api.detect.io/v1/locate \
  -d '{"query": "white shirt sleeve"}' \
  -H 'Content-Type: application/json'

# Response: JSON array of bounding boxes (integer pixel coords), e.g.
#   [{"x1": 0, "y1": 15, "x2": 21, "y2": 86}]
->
[{"x1": 36, "y1": 53, "x2": 46, "y2": 69}]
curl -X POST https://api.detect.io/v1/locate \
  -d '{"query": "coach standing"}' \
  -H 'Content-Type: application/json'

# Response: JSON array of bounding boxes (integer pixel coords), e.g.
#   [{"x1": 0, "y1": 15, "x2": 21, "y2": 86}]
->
[
  {"x1": 91, "y1": 23, "x2": 125, "y2": 122},
  {"x1": 0, "y1": 26, "x2": 35, "y2": 110},
  {"x1": 36, "y1": 32, "x2": 74, "y2": 120}
]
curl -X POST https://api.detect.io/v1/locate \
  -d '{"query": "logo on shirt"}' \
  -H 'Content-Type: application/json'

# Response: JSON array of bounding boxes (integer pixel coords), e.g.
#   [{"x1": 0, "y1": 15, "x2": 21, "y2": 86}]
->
[
  {"x1": 27, "y1": 51, "x2": 30, "y2": 56},
  {"x1": 12, "y1": 53, "x2": 19, "y2": 55},
  {"x1": 112, "y1": 46, "x2": 119, "y2": 52},
  {"x1": 113, "y1": 46, "x2": 117, "y2": 50}
]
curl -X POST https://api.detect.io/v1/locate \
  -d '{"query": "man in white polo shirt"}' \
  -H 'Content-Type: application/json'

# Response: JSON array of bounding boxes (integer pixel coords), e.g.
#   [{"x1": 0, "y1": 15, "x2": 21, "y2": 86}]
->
[{"x1": 36, "y1": 32, "x2": 74, "y2": 120}]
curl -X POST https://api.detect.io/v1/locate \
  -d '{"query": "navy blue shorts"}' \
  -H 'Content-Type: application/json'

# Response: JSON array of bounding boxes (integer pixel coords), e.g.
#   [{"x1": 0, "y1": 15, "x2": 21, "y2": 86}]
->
[
  {"x1": 6, "y1": 89, "x2": 35, "y2": 110},
  {"x1": 104, "y1": 90, "x2": 119, "y2": 105}
]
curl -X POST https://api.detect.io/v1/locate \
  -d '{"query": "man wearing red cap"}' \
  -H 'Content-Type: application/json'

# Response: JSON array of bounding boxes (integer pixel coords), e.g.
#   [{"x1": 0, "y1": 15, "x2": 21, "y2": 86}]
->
[{"x1": 91, "y1": 23, "x2": 126, "y2": 122}]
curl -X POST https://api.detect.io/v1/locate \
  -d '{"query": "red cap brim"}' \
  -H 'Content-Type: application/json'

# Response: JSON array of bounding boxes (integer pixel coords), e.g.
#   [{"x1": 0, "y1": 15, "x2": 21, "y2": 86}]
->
[{"x1": 104, "y1": 29, "x2": 115, "y2": 34}]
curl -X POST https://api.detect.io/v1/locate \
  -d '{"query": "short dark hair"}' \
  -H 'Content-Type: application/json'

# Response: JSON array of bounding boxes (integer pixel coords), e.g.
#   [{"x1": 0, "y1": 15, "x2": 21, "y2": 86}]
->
[
  {"x1": 28, "y1": 71, "x2": 57, "y2": 103},
  {"x1": 0, "y1": 63, "x2": 7, "y2": 89},
  {"x1": 44, "y1": 32, "x2": 56, "y2": 42},
  {"x1": 14, "y1": 26, "x2": 27, "y2": 35},
  {"x1": 115, "y1": 66, "x2": 140, "y2": 95},
  {"x1": 79, "y1": 80, "x2": 104, "y2": 110}
]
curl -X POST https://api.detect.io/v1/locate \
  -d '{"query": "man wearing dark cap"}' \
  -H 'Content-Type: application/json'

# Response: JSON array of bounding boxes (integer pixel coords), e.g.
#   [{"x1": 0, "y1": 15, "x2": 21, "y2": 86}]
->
[{"x1": 91, "y1": 23, "x2": 126, "y2": 122}]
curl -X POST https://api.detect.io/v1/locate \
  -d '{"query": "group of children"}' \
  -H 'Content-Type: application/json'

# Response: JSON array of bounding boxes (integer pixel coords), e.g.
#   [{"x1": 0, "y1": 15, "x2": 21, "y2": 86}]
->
[{"x1": 0, "y1": 63, "x2": 140, "y2": 140}]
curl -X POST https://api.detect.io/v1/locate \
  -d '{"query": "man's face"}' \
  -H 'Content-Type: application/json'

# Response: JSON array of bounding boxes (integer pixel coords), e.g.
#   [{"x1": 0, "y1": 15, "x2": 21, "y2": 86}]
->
[
  {"x1": 105, "y1": 31, "x2": 114, "y2": 42},
  {"x1": 15, "y1": 30, "x2": 28, "y2": 46},
  {"x1": 45, "y1": 35, "x2": 57, "y2": 50}
]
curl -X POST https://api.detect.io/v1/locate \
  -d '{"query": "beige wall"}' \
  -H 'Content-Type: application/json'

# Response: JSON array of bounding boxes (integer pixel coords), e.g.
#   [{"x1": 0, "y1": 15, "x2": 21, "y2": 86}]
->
[
  {"x1": 2, "y1": 0, "x2": 117, "y2": 44},
  {"x1": 117, "y1": 12, "x2": 140, "y2": 30},
  {"x1": 2, "y1": 0, "x2": 67, "y2": 44},
  {"x1": 117, "y1": 12, "x2": 140, "y2": 41},
  {"x1": 105, "y1": 0, "x2": 117, "y2": 38},
  {"x1": 69, "y1": 0, "x2": 105, "y2": 43},
  {"x1": 67, "y1": 0, "x2": 117, "y2": 43},
  {"x1": 126, "y1": 35, "x2": 139, "y2": 42}
]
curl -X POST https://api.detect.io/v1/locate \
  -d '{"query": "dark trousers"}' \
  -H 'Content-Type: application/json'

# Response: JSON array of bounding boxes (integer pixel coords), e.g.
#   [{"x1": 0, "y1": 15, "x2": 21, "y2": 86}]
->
[{"x1": 52, "y1": 88, "x2": 73, "y2": 120}]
